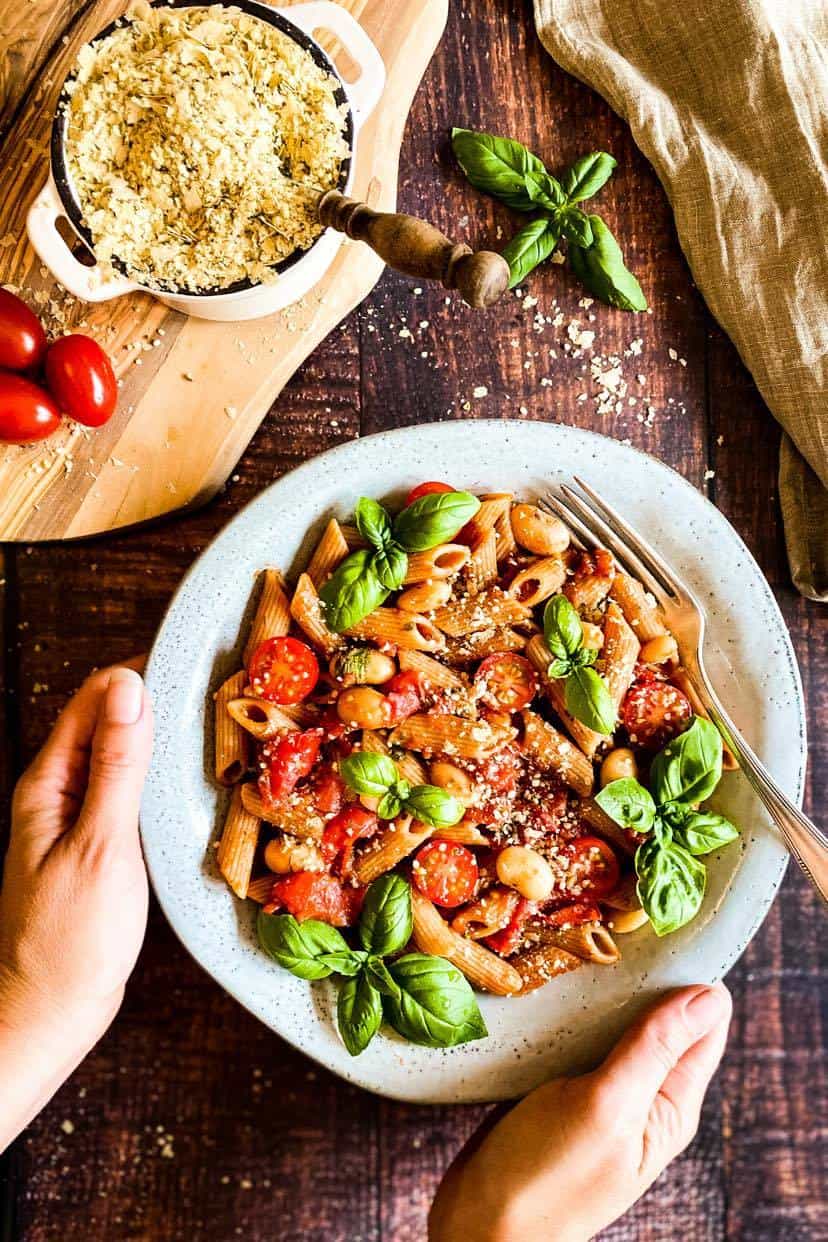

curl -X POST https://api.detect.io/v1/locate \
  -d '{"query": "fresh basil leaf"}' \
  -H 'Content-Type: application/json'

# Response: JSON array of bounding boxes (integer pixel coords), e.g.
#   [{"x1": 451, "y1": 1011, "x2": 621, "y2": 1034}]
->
[
  {"x1": 318, "y1": 548, "x2": 388, "y2": 632},
  {"x1": 257, "y1": 913, "x2": 358, "y2": 980},
  {"x1": 371, "y1": 542, "x2": 408, "y2": 592},
  {"x1": 337, "y1": 972, "x2": 383, "y2": 1056},
  {"x1": 668, "y1": 809, "x2": 739, "y2": 856},
  {"x1": 568, "y1": 216, "x2": 647, "y2": 312},
  {"x1": 384, "y1": 953, "x2": 488, "y2": 1048},
  {"x1": 652, "y1": 814, "x2": 673, "y2": 848},
  {"x1": 354, "y1": 496, "x2": 392, "y2": 549},
  {"x1": 451, "y1": 127, "x2": 548, "y2": 213},
  {"x1": 340, "y1": 751, "x2": 397, "y2": 798},
  {"x1": 635, "y1": 839, "x2": 706, "y2": 937},
  {"x1": 559, "y1": 206, "x2": 594, "y2": 247},
  {"x1": 573, "y1": 646, "x2": 597, "y2": 668},
  {"x1": 365, "y1": 955, "x2": 402, "y2": 999},
  {"x1": 524, "y1": 169, "x2": 566, "y2": 211},
  {"x1": 317, "y1": 950, "x2": 367, "y2": 977},
  {"x1": 337, "y1": 647, "x2": 371, "y2": 682},
  {"x1": 543, "y1": 594, "x2": 583, "y2": 660},
  {"x1": 359, "y1": 873, "x2": 413, "y2": 956},
  {"x1": 595, "y1": 777, "x2": 657, "y2": 833},
  {"x1": 502, "y1": 218, "x2": 561, "y2": 289},
  {"x1": 403, "y1": 785, "x2": 465, "y2": 828},
  {"x1": 393, "y1": 491, "x2": 481, "y2": 552},
  {"x1": 650, "y1": 717, "x2": 723, "y2": 808},
  {"x1": 376, "y1": 791, "x2": 403, "y2": 820},
  {"x1": 547, "y1": 656, "x2": 572, "y2": 679},
  {"x1": 562, "y1": 151, "x2": 617, "y2": 202},
  {"x1": 565, "y1": 666, "x2": 615, "y2": 734}
]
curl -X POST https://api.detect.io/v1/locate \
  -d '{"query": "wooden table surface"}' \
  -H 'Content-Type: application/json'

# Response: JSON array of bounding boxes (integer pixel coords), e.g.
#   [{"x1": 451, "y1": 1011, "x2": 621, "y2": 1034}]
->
[{"x1": 1, "y1": 1, "x2": 825, "y2": 1238}]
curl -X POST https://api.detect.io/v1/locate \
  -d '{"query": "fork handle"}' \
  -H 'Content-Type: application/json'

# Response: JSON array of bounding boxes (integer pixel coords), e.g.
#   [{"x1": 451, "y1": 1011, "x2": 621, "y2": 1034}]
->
[{"x1": 687, "y1": 663, "x2": 828, "y2": 903}]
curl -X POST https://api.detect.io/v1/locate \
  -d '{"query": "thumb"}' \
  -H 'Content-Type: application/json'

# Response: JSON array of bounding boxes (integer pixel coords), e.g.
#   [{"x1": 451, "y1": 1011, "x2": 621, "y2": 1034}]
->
[{"x1": 73, "y1": 667, "x2": 153, "y2": 847}]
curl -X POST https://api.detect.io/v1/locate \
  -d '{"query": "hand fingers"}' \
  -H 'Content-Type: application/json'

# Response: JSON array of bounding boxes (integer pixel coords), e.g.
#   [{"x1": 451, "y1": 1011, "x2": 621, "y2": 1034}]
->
[{"x1": 72, "y1": 667, "x2": 153, "y2": 852}]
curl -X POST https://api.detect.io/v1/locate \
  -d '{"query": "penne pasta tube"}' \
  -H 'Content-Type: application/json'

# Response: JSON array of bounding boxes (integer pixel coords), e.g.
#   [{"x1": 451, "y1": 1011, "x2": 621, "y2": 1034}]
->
[
  {"x1": 459, "y1": 494, "x2": 512, "y2": 548},
  {"x1": 306, "y1": 518, "x2": 350, "y2": 588},
  {"x1": 403, "y1": 544, "x2": 470, "y2": 583},
  {"x1": 565, "y1": 572, "x2": 614, "y2": 612},
  {"x1": 347, "y1": 608, "x2": 446, "y2": 652},
  {"x1": 532, "y1": 920, "x2": 620, "y2": 965},
  {"x1": 610, "y1": 572, "x2": 667, "y2": 641},
  {"x1": 246, "y1": 874, "x2": 276, "y2": 904},
  {"x1": 243, "y1": 569, "x2": 291, "y2": 666},
  {"x1": 227, "y1": 696, "x2": 299, "y2": 741},
  {"x1": 507, "y1": 556, "x2": 567, "y2": 608},
  {"x1": 240, "y1": 782, "x2": 326, "y2": 840},
  {"x1": 352, "y1": 815, "x2": 434, "y2": 885},
  {"x1": 601, "y1": 602, "x2": 640, "y2": 715},
  {"x1": 526, "y1": 634, "x2": 605, "y2": 759},
  {"x1": 270, "y1": 700, "x2": 320, "y2": 727},
  {"x1": 437, "y1": 819, "x2": 490, "y2": 846},
  {"x1": 216, "y1": 786, "x2": 260, "y2": 899},
  {"x1": 359, "y1": 729, "x2": 428, "y2": 786},
  {"x1": 390, "y1": 713, "x2": 513, "y2": 761},
  {"x1": 464, "y1": 530, "x2": 498, "y2": 596},
  {"x1": 600, "y1": 871, "x2": 641, "y2": 910},
  {"x1": 411, "y1": 890, "x2": 523, "y2": 995},
  {"x1": 511, "y1": 942, "x2": 583, "y2": 993},
  {"x1": 338, "y1": 522, "x2": 365, "y2": 550},
  {"x1": 494, "y1": 507, "x2": 517, "y2": 561},
  {"x1": 445, "y1": 626, "x2": 528, "y2": 662},
  {"x1": 398, "y1": 648, "x2": 467, "y2": 694},
  {"x1": 432, "y1": 586, "x2": 531, "y2": 637},
  {"x1": 580, "y1": 798, "x2": 637, "y2": 857},
  {"x1": 670, "y1": 666, "x2": 738, "y2": 770},
  {"x1": 607, "y1": 907, "x2": 650, "y2": 934},
  {"x1": 215, "y1": 671, "x2": 249, "y2": 785},
  {"x1": 521, "y1": 709, "x2": 594, "y2": 797},
  {"x1": 290, "y1": 572, "x2": 343, "y2": 656},
  {"x1": 450, "y1": 887, "x2": 518, "y2": 939}
]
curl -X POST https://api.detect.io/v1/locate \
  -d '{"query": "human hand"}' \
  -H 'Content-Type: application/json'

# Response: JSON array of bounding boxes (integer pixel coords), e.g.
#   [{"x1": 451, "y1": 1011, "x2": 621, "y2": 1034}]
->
[
  {"x1": 429, "y1": 982, "x2": 732, "y2": 1242},
  {"x1": 0, "y1": 663, "x2": 152, "y2": 1147}
]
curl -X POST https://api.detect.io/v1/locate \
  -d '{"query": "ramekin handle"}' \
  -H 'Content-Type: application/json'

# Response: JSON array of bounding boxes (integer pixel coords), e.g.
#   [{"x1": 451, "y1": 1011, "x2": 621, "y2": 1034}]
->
[
  {"x1": 284, "y1": 2, "x2": 385, "y2": 125},
  {"x1": 26, "y1": 178, "x2": 139, "y2": 303}
]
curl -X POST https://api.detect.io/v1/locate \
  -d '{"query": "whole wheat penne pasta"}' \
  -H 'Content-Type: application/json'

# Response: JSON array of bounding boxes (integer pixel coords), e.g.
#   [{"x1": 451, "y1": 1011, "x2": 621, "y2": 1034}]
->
[
  {"x1": 403, "y1": 544, "x2": 470, "y2": 584},
  {"x1": 495, "y1": 506, "x2": 517, "y2": 561},
  {"x1": 411, "y1": 890, "x2": 522, "y2": 995},
  {"x1": 347, "y1": 608, "x2": 446, "y2": 652},
  {"x1": 521, "y1": 708, "x2": 594, "y2": 797},
  {"x1": 526, "y1": 634, "x2": 605, "y2": 759},
  {"x1": 601, "y1": 872, "x2": 641, "y2": 911},
  {"x1": 450, "y1": 887, "x2": 519, "y2": 939},
  {"x1": 359, "y1": 730, "x2": 429, "y2": 786},
  {"x1": 609, "y1": 572, "x2": 667, "y2": 641},
  {"x1": 246, "y1": 874, "x2": 276, "y2": 904},
  {"x1": 465, "y1": 530, "x2": 498, "y2": 595},
  {"x1": 531, "y1": 920, "x2": 620, "y2": 965},
  {"x1": 671, "y1": 666, "x2": 738, "y2": 770},
  {"x1": 460, "y1": 494, "x2": 512, "y2": 548},
  {"x1": 227, "y1": 696, "x2": 299, "y2": 741},
  {"x1": 290, "y1": 572, "x2": 343, "y2": 656},
  {"x1": 271, "y1": 700, "x2": 321, "y2": 727},
  {"x1": 432, "y1": 586, "x2": 531, "y2": 637},
  {"x1": 306, "y1": 518, "x2": 349, "y2": 588},
  {"x1": 601, "y1": 601, "x2": 640, "y2": 714},
  {"x1": 240, "y1": 782, "x2": 326, "y2": 840},
  {"x1": 580, "y1": 797, "x2": 637, "y2": 857},
  {"x1": 215, "y1": 671, "x2": 249, "y2": 785},
  {"x1": 352, "y1": 815, "x2": 434, "y2": 885},
  {"x1": 338, "y1": 522, "x2": 365, "y2": 550},
  {"x1": 445, "y1": 626, "x2": 528, "y2": 662},
  {"x1": 511, "y1": 941, "x2": 583, "y2": 993},
  {"x1": 216, "y1": 786, "x2": 260, "y2": 898},
  {"x1": 565, "y1": 572, "x2": 614, "y2": 612},
  {"x1": 390, "y1": 713, "x2": 513, "y2": 760},
  {"x1": 508, "y1": 556, "x2": 567, "y2": 608},
  {"x1": 607, "y1": 907, "x2": 649, "y2": 934},
  {"x1": 437, "y1": 819, "x2": 490, "y2": 846},
  {"x1": 243, "y1": 569, "x2": 291, "y2": 665},
  {"x1": 398, "y1": 648, "x2": 467, "y2": 694}
]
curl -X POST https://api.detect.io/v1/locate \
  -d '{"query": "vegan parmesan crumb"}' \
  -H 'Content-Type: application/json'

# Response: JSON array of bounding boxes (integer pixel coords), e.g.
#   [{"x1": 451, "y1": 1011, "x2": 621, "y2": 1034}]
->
[{"x1": 63, "y1": 2, "x2": 349, "y2": 293}]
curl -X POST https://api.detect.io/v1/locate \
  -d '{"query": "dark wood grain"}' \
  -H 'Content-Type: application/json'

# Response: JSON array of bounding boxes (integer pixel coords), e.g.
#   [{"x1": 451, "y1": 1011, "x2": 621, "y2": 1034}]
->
[{"x1": 1, "y1": 0, "x2": 826, "y2": 1239}]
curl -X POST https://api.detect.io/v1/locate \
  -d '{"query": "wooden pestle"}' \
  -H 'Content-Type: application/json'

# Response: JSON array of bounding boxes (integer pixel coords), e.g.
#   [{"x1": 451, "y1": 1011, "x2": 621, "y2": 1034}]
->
[{"x1": 317, "y1": 190, "x2": 510, "y2": 309}]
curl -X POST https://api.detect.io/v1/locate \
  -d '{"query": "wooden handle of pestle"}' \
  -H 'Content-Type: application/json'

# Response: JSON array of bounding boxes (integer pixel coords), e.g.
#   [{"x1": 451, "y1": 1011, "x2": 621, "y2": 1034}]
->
[{"x1": 317, "y1": 190, "x2": 510, "y2": 309}]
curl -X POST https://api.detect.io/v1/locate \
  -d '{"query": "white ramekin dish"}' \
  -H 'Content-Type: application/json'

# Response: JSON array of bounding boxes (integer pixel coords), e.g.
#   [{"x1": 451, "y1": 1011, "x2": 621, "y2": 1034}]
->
[{"x1": 26, "y1": 0, "x2": 385, "y2": 321}]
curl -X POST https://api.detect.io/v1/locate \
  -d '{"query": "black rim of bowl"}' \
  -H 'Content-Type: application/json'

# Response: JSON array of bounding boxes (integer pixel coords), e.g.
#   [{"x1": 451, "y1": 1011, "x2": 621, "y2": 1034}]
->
[{"x1": 50, "y1": 0, "x2": 355, "y2": 298}]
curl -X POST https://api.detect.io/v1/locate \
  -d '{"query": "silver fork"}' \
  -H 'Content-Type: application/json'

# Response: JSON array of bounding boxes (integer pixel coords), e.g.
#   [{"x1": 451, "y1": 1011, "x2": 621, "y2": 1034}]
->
[{"x1": 540, "y1": 477, "x2": 828, "y2": 903}]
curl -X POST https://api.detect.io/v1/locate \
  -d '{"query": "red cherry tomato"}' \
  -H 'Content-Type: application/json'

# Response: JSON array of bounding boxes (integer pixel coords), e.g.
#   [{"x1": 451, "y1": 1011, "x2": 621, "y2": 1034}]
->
[
  {"x1": 310, "y1": 767, "x2": 345, "y2": 816},
  {"x1": 0, "y1": 372, "x2": 61, "y2": 443},
  {"x1": 384, "y1": 670, "x2": 422, "y2": 724},
  {"x1": 621, "y1": 676, "x2": 693, "y2": 749},
  {"x1": 475, "y1": 747, "x2": 520, "y2": 796},
  {"x1": 262, "y1": 728, "x2": 323, "y2": 801},
  {"x1": 483, "y1": 895, "x2": 532, "y2": 955},
  {"x1": 540, "y1": 902, "x2": 602, "y2": 929},
  {"x1": 559, "y1": 836, "x2": 620, "y2": 899},
  {"x1": 475, "y1": 652, "x2": 538, "y2": 712},
  {"x1": 321, "y1": 805, "x2": 379, "y2": 873},
  {"x1": 44, "y1": 334, "x2": 117, "y2": 428},
  {"x1": 248, "y1": 636, "x2": 319, "y2": 704},
  {"x1": 412, "y1": 840, "x2": 479, "y2": 908},
  {"x1": 266, "y1": 872, "x2": 364, "y2": 926},
  {"x1": 405, "y1": 481, "x2": 455, "y2": 506},
  {"x1": 0, "y1": 290, "x2": 47, "y2": 372}
]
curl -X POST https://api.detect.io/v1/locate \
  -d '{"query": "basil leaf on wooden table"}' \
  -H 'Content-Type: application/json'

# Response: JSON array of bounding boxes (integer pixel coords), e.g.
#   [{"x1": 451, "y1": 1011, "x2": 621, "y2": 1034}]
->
[
  {"x1": 596, "y1": 777, "x2": 657, "y2": 833},
  {"x1": 451, "y1": 128, "x2": 548, "y2": 212},
  {"x1": 359, "y1": 873, "x2": 414, "y2": 956},
  {"x1": 635, "y1": 838, "x2": 706, "y2": 936},
  {"x1": 337, "y1": 973, "x2": 383, "y2": 1056},
  {"x1": 524, "y1": 169, "x2": 566, "y2": 211},
  {"x1": 319, "y1": 548, "x2": 388, "y2": 632},
  {"x1": 502, "y1": 218, "x2": 561, "y2": 289},
  {"x1": 559, "y1": 206, "x2": 594, "y2": 248},
  {"x1": 667, "y1": 808, "x2": 739, "y2": 856},
  {"x1": 543, "y1": 595, "x2": 583, "y2": 660},
  {"x1": 564, "y1": 665, "x2": 615, "y2": 735},
  {"x1": 393, "y1": 490, "x2": 480, "y2": 551},
  {"x1": 383, "y1": 953, "x2": 488, "y2": 1048},
  {"x1": 568, "y1": 216, "x2": 647, "y2": 312},
  {"x1": 354, "y1": 496, "x2": 393, "y2": 549},
  {"x1": 561, "y1": 151, "x2": 617, "y2": 202},
  {"x1": 257, "y1": 913, "x2": 363, "y2": 980},
  {"x1": 340, "y1": 751, "x2": 397, "y2": 798},
  {"x1": 404, "y1": 784, "x2": 465, "y2": 828},
  {"x1": 650, "y1": 717, "x2": 723, "y2": 808}
]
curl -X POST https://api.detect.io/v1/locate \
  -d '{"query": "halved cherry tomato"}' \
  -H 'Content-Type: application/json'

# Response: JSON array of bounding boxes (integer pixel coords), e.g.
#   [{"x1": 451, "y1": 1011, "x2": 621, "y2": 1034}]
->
[
  {"x1": 476, "y1": 652, "x2": 538, "y2": 712},
  {"x1": 540, "y1": 902, "x2": 602, "y2": 928},
  {"x1": 262, "y1": 727, "x2": 323, "y2": 801},
  {"x1": 412, "y1": 840, "x2": 479, "y2": 908},
  {"x1": 44, "y1": 334, "x2": 117, "y2": 428},
  {"x1": 384, "y1": 670, "x2": 422, "y2": 724},
  {"x1": 559, "y1": 836, "x2": 620, "y2": 899},
  {"x1": 621, "y1": 675, "x2": 692, "y2": 749},
  {"x1": 405, "y1": 480, "x2": 455, "y2": 506},
  {"x1": 483, "y1": 896, "x2": 532, "y2": 955},
  {"x1": 310, "y1": 767, "x2": 345, "y2": 816},
  {"x1": 266, "y1": 871, "x2": 364, "y2": 926},
  {"x1": 0, "y1": 290, "x2": 47, "y2": 372},
  {"x1": 0, "y1": 372, "x2": 60, "y2": 443},
  {"x1": 321, "y1": 805, "x2": 379, "y2": 874},
  {"x1": 248, "y1": 636, "x2": 319, "y2": 704},
  {"x1": 475, "y1": 747, "x2": 520, "y2": 796}
]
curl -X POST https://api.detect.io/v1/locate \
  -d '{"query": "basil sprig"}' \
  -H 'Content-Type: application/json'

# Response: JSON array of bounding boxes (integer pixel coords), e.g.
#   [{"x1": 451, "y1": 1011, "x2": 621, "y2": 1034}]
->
[
  {"x1": 319, "y1": 491, "x2": 480, "y2": 632},
  {"x1": 596, "y1": 718, "x2": 739, "y2": 936},
  {"x1": 542, "y1": 595, "x2": 614, "y2": 735},
  {"x1": 340, "y1": 751, "x2": 465, "y2": 828},
  {"x1": 451, "y1": 128, "x2": 645, "y2": 308},
  {"x1": 258, "y1": 875, "x2": 487, "y2": 1055}
]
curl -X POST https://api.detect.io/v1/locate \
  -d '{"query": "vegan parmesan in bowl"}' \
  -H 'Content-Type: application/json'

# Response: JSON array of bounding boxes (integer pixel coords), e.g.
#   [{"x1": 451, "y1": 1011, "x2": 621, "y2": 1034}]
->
[{"x1": 60, "y1": 1, "x2": 350, "y2": 293}]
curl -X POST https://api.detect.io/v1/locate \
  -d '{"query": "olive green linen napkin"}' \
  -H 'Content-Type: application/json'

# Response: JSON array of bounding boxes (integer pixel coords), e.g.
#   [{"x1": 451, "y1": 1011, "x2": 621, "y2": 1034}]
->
[{"x1": 535, "y1": 0, "x2": 828, "y2": 600}]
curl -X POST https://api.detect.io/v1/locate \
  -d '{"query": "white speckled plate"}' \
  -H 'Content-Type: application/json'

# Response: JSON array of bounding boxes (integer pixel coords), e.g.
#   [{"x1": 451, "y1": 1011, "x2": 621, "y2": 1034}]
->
[{"x1": 142, "y1": 420, "x2": 806, "y2": 1104}]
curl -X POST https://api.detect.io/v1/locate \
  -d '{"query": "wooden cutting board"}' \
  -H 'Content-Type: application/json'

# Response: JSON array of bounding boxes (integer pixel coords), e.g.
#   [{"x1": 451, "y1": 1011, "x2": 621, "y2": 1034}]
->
[{"x1": 0, "y1": 0, "x2": 448, "y2": 540}]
